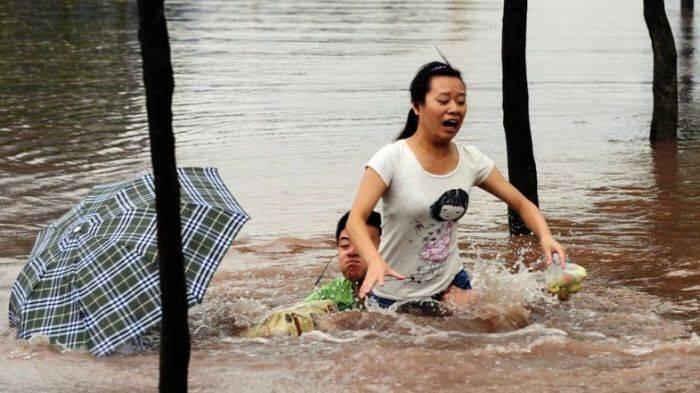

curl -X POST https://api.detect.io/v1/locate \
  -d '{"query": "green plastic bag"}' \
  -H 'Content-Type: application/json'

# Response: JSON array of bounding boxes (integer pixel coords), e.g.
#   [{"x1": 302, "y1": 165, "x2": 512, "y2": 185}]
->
[{"x1": 304, "y1": 278, "x2": 359, "y2": 311}]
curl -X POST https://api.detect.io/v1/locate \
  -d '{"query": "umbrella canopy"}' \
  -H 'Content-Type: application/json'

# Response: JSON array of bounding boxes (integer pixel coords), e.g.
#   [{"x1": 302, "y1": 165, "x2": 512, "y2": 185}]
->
[{"x1": 8, "y1": 167, "x2": 249, "y2": 355}]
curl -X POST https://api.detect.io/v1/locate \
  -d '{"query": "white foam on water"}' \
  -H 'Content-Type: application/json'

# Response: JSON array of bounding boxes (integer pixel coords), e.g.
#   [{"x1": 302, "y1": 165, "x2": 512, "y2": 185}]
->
[
  {"x1": 300, "y1": 330, "x2": 364, "y2": 343},
  {"x1": 220, "y1": 336, "x2": 270, "y2": 345},
  {"x1": 665, "y1": 269, "x2": 700, "y2": 278},
  {"x1": 623, "y1": 333, "x2": 700, "y2": 356},
  {"x1": 468, "y1": 334, "x2": 571, "y2": 356},
  {"x1": 412, "y1": 323, "x2": 568, "y2": 346},
  {"x1": 579, "y1": 331, "x2": 608, "y2": 339},
  {"x1": 2, "y1": 333, "x2": 90, "y2": 360},
  {"x1": 466, "y1": 255, "x2": 556, "y2": 306}
]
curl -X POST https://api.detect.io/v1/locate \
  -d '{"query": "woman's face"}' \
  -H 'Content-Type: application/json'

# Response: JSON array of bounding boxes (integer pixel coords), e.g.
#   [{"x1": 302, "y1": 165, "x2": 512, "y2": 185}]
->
[{"x1": 414, "y1": 76, "x2": 467, "y2": 142}]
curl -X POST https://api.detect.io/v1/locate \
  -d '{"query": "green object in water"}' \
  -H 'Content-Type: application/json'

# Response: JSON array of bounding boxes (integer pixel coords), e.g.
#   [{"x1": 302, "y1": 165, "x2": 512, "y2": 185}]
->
[{"x1": 304, "y1": 277, "x2": 359, "y2": 311}]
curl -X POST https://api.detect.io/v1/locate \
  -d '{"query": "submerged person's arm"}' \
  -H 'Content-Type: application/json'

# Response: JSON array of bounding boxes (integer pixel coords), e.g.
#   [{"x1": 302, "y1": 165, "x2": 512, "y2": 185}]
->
[
  {"x1": 478, "y1": 167, "x2": 566, "y2": 266},
  {"x1": 348, "y1": 168, "x2": 405, "y2": 298}
]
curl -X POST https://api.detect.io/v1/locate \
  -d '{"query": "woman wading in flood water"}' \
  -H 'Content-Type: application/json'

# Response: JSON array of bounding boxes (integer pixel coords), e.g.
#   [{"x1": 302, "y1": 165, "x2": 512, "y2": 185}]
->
[{"x1": 347, "y1": 61, "x2": 567, "y2": 309}]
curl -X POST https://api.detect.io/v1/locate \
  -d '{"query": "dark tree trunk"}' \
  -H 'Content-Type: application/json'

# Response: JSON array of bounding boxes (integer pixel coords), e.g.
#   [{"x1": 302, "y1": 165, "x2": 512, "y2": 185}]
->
[
  {"x1": 681, "y1": 0, "x2": 694, "y2": 16},
  {"x1": 644, "y1": 0, "x2": 679, "y2": 142},
  {"x1": 137, "y1": 1, "x2": 190, "y2": 392},
  {"x1": 502, "y1": 0, "x2": 538, "y2": 236},
  {"x1": 679, "y1": 0, "x2": 695, "y2": 105}
]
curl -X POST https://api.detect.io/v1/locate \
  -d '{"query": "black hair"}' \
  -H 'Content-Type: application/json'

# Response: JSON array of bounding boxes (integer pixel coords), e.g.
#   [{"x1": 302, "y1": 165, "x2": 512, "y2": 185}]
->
[
  {"x1": 336, "y1": 210, "x2": 382, "y2": 243},
  {"x1": 429, "y1": 189, "x2": 469, "y2": 222},
  {"x1": 396, "y1": 61, "x2": 464, "y2": 141}
]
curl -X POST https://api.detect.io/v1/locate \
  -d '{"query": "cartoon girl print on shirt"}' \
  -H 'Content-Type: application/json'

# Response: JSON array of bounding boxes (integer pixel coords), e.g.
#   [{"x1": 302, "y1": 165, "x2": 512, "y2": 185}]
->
[{"x1": 418, "y1": 189, "x2": 469, "y2": 264}]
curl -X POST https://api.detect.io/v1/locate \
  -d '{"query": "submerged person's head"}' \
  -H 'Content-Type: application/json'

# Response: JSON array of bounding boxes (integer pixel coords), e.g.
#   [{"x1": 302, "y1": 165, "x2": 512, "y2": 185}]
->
[
  {"x1": 396, "y1": 61, "x2": 467, "y2": 142},
  {"x1": 335, "y1": 211, "x2": 381, "y2": 282}
]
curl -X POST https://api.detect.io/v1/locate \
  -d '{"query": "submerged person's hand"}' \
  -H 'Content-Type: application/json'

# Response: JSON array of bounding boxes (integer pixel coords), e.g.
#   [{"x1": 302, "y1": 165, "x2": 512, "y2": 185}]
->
[
  {"x1": 540, "y1": 236, "x2": 566, "y2": 268},
  {"x1": 359, "y1": 259, "x2": 405, "y2": 298},
  {"x1": 442, "y1": 286, "x2": 481, "y2": 310}
]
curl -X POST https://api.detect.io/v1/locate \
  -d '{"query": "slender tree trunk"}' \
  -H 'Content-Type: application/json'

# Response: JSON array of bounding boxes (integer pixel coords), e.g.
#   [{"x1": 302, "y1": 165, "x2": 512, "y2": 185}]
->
[
  {"x1": 502, "y1": 0, "x2": 538, "y2": 235},
  {"x1": 644, "y1": 0, "x2": 678, "y2": 141},
  {"x1": 679, "y1": 0, "x2": 695, "y2": 105},
  {"x1": 137, "y1": 1, "x2": 190, "y2": 392},
  {"x1": 681, "y1": 0, "x2": 694, "y2": 16}
]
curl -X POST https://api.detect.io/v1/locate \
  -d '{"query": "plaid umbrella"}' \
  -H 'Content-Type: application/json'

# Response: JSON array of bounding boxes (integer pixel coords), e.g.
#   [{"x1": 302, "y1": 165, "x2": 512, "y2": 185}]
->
[{"x1": 8, "y1": 167, "x2": 249, "y2": 355}]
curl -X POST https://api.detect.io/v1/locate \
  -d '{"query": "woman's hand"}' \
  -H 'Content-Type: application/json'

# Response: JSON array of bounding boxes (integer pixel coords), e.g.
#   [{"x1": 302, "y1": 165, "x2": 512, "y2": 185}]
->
[
  {"x1": 540, "y1": 236, "x2": 566, "y2": 267},
  {"x1": 359, "y1": 259, "x2": 405, "y2": 298}
]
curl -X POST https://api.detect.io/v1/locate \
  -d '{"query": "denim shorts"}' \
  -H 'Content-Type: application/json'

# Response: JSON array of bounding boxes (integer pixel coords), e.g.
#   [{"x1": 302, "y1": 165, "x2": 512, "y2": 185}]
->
[{"x1": 368, "y1": 269, "x2": 472, "y2": 309}]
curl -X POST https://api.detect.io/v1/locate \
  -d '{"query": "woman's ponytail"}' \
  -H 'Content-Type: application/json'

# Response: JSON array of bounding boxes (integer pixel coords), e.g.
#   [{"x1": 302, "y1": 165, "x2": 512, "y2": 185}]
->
[{"x1": 396, "y1": 110, "x2": 418, "y2": 140}]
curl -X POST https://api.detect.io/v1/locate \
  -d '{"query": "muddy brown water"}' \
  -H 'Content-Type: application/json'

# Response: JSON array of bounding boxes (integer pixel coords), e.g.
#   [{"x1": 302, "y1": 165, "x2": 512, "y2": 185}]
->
[{"x1": 1, "y1": 0, "x2": 699, "y2": 392}]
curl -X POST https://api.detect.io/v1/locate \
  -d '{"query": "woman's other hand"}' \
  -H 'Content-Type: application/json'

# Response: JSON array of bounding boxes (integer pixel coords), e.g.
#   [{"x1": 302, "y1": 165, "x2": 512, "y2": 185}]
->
[
  {"x1": 540, "y1": 236, "x2": 566, "y2": 267},
  {"x1": 359, "y1": 259, "x2": 405, "y2": 298}
]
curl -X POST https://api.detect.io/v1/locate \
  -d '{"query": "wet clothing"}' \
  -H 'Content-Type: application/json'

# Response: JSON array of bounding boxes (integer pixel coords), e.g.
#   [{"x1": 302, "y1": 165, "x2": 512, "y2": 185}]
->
[
  {"x1": 366, "y1": 140, "x2": 493, "y2": 301},
  {"x1": 304, "y1": 278, "x2": 359, "y2": 311},
  {"x1": 368, "y1": 269, "x2": 472, "y2": 309}
]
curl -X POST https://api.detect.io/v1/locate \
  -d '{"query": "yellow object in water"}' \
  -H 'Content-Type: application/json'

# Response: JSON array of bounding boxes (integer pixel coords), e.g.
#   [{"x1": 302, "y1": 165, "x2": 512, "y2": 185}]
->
[{"x1": 242, "y1": 300, "x2": 338, "y2": 338}]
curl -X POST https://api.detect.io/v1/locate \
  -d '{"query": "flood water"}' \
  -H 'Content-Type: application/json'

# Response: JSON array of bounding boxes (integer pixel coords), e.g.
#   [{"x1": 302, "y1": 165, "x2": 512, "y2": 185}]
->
[{"x1": 1, "y1": 0, "x2": 699, "y2": 392}]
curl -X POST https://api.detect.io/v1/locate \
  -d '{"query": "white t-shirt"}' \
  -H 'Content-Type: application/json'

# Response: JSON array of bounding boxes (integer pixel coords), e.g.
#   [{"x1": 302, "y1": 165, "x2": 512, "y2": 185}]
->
[{"x1": 366, "y1": 140, "x2": 494, "y2": 300}]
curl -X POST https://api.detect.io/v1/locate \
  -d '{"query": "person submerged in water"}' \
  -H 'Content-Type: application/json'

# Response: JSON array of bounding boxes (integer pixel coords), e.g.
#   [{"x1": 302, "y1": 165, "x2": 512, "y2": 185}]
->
[
  {"x1": 306, "y1": 211, "x2": 461, "y2": 315},
  {"x1": 304, "y1": 211, "x2": 381, "y2": 311}
]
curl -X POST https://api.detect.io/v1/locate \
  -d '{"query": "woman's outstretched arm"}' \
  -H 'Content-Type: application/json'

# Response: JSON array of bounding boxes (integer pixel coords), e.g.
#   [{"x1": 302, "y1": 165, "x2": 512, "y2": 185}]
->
[
  {"x1": 347, "y1": 168, "x2": 405, "y2": 298},
  {"x1": 478, "y1": 167, "x2": 566, "y2": 266}
]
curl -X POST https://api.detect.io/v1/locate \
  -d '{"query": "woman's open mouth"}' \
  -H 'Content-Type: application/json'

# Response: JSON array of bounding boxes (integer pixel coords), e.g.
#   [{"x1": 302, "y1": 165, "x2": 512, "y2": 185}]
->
[{"x1": 442, "y1": 119, "x2": 460, "y2": 132}]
